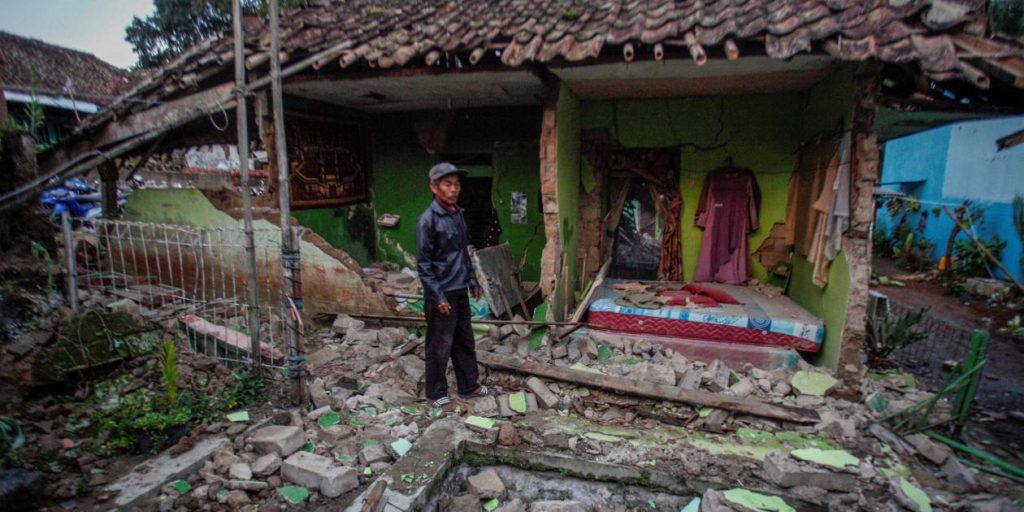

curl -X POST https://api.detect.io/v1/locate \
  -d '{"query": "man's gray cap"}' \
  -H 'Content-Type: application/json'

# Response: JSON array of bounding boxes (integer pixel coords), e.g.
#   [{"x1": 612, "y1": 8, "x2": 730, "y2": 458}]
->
[{"x1": 429, "y1": 162, "x2": 467, "y2": 181}]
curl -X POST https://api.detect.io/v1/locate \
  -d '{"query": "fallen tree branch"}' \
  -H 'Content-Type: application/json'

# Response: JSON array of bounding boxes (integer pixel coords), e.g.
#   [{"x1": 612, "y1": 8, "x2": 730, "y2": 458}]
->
[
  {"x1": 941, "y1": 205, "x2": 1024, "y2": 295},
  {"x1": 476, "y1": 352, "x2": 820, "y2": 424}
]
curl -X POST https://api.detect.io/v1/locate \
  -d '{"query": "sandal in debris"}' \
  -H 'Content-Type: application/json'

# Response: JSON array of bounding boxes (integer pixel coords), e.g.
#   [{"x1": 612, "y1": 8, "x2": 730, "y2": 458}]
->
[
  {"x1": 432, "y1": 396, "x2": 455, "y2": 412},
  {"x1": 459, "y1": 384, "x2": 490, "y2": 400}
]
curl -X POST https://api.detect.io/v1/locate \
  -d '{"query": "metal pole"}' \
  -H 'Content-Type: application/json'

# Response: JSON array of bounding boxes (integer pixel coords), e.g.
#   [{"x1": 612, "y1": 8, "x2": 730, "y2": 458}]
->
[
  {"x1": 269, "y1": 0, "x2": 306, "y2": 406},
  {"x1": 61, "y1": 212, "x2": 79, "y2": 313},
  {"x1": 232, "y1": 0, "x2": 262, "y2": 375}
]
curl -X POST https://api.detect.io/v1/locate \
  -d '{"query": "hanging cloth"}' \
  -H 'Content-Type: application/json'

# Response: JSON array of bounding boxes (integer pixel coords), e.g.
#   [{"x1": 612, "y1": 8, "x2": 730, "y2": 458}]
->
[
  {"x1": 807, "y1": 132, "x2": 852, "y2": 286},
  {"x1": 693, "y1": 167, "x2": 760, "y2": 284}
]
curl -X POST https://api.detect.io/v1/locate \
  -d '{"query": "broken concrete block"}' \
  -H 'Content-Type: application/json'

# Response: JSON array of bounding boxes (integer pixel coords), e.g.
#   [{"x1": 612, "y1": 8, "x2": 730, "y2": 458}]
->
[
  {"x1": 939, "y1": 456, "x2": 978, "y2": 492},
  {"x1": 468, "y1": 468, "x2": 506, "y2": 498},
  {"x1": 965, "y1": 277, "x2": 1009, "y2": 298},
  {"x1": 397, "y1": 354, "x2": 426, "y2": 381},
  {"x1": 526, "y1": 377, "x2": 560, "y2": 409},
  {"x1": 248, "y1": 426, "x2": 306, "y2": 458},
  {"x1": 550, "y1": 344, "x2": 569, "y2": 359},
  {"x1": 358, "y1": 442, "x2": 391, "y2": 465},
  {"x1": 634, "y1": 362, "x2": 676, "y2": 387},
  {"x1": 307, "y1": 346, "x2": 342, "y2": 368},
  {"x1": 728, "y1": 378, "x2": 755, "y2": 398},
  {"x1": 905, "y1": 434, "x2": 952, "y2": 465},
  {"x1": 705, "y1": 360, "x2": 732, "y2": 392},
  {"x1": 814, "y1": 411, "x2": 856, "y2": 439},
  {"x1": 331, "y1": 314, "x2": 365, "y2": 334},
  {"x1": 309, "y1": 378, "x2": 329, "y2": 408},
  {"x1": 677, "y1": 367, "x2": 701, "y2": 390},
  {"x1": 451, "y1": 494, "x2": 483, "y2": 512},
  {"x1": 497, "y1": 423, "x2": 519, "y2": 446},
  {"x1": 494, "y1": 498, "x2": 527, "y2": 512},
  {"x1": 308, "y1": 405, "x2": 333, "y2": 420},
  {"x1": 228, "y1": 462, "x2": 252, "y2": 480},
  {"x1": 772, "y1": 381, "x2": 792, "y2": 396},
  {"x1": 761, "y1": 453, "x2": 857, "y2": 492},
  {"x1": 633, "y1": 339, "x2": 653, "y2": 354},
  {"x1": 581, "y1": 337, "x2": 600, "y2": 359},
  {"x1": 472, "y1": 396, "x2": 500, "y2": 417},
  {"x1": 344, "y1": 328, "x2": 380, "y2": 346},
  {"x1": 530, "y1": 501, "x2": 587, "y2": 512},
  {"x1": 281, "y1": 451, "x2": 358, "y2": 498},
  {"x1": 251, "y1": 453, "x2": 281, "y2": 477},
  {"x1": 378, "y1": 327, "x2": 409, "y2": 347}
]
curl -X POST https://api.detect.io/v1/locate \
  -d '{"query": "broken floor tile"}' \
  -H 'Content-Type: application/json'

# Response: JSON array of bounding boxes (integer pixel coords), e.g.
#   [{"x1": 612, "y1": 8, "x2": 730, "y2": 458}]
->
[
  {"x1": 225, "y1": 411, "x2": 249, "y2": 423},
  {"x1": 277, "y1": 485, "x2": 310, "y2": 504},
  {"x1": 464, "y1": 416, "x2": 496, "y2": 431},
  {"x1": 790, "y1": 448, "x2": 859, "y2": 470},
  {"x1": 508, "y1": 392, "x2": 527, "y2": 414},
  {"x1": 389, "y1": 438, "x2": 412, "y2": 458},
  {"x1": 893, "y1": 477, "x2": 933, "y2": 512},
  {"x1": 721, "y1": 488, "x2": 794, "y2": 512},
  {"x1": 790, "y1": 371, "x2": 838, "y2": 396}
]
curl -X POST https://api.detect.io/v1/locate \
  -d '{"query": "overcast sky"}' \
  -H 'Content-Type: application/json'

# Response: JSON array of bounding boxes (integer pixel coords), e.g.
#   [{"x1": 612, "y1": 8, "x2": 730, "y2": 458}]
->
[{"x1": 0, "y1": 0, "x2": 155, "y2": 69}]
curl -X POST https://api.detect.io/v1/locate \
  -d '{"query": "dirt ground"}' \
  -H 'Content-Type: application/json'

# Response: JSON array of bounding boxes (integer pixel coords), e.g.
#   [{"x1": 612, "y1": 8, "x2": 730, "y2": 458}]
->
[{"x1": 873, "y1": 257, "x2": 1024, "y2": 448}]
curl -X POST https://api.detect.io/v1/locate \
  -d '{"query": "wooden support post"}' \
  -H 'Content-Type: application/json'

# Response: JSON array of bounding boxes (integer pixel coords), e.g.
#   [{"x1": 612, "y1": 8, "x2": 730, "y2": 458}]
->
[
  {"x1": 835, "y1": 66, "x2": 882, "y2": 397},
  {"x1": 98, "y1": 161, "x2": 120, "y2": 219},
  {"x1": 477, "y1": 352, "x2": 820, "y2": 424},
  {"x1": 538, "y1": 86, "x2": 561, "y2": 301}
]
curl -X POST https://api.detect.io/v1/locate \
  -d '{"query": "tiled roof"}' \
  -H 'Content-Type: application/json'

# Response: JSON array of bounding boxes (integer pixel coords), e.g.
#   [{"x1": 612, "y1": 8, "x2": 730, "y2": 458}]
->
[
  {"x1": 0, "y1": 31, "x2": 132, "y2": 106},
  {"x1": 66, "y1": 1, "x2": 1024, "y2": 142}
]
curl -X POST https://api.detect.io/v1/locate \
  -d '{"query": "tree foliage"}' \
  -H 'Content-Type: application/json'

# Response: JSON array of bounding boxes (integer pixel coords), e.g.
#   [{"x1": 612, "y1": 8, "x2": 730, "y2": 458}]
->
[
  {"x1": 126, "y1": 0, "x2": 306, "y2": 69},
  {"x1": 991, "y1": 0, "x2": 1024, "y2": 37}
]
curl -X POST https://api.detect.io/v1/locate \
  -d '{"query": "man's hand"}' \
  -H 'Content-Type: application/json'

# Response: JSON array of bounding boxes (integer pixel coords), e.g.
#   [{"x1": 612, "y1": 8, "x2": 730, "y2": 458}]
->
[
  {"x1": 470, "y1": 287, "x2": 483, "y2": 300},
  {"x1": 437, "y1": 301, "x2": 451, "y2": 315}
]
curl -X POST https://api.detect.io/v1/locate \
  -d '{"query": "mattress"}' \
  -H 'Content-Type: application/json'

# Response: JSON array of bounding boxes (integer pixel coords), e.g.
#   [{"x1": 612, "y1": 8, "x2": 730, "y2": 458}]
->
[{"x1": 587, "y1": 280, "x2": 824, "y2": 352}]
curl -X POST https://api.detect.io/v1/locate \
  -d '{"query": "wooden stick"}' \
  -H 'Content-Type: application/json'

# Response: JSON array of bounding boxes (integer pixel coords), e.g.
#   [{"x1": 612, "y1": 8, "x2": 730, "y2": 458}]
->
[
  {"x1": 344, "y1": 312, "x2": 581, "y2": 327},
  {"x1": 941, "y1": 206, "x2": 1024, "y2": 294},
  {"x1": 361, "y1": 479, "x2": 388, "y2": 512},
  {"x1": 476, "y1": 352, "x2": 820, "y2": 424}
]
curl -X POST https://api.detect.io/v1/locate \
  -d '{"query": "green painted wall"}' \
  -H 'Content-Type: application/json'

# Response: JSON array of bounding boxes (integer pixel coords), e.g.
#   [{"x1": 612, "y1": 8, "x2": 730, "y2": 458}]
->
[
  {"x1": 292, "y1": 203, "x2": 376, "y2": 267},
  {"x1": 367, "y1": 107, "x2": 545, "y2": 280},
  {"x1": 555, "y1": 84, "x2": 582, "y2": 316},
  {"x1": 580, "y1": 94, "x2": 802, "y2": 283}
]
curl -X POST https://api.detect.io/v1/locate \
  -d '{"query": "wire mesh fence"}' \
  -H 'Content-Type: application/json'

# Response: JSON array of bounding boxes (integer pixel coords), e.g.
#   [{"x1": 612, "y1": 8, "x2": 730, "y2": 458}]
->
[
  {"x1": 889, "y1": 298, "x2": 1022, "y2": 411},
  {"x1": 63, "y1": 217, "x2": 292, "y2": 372}
]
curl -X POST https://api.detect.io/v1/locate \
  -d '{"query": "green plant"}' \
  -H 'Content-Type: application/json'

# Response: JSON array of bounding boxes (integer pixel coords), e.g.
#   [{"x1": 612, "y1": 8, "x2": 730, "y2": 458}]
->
[
  {"x1": 29, "y1": 240, "x2": 56, "y2": 292},
  {"x1": 866, "y1": 307, "x2": 929, "y2": 364},
  {"x1": 160, "y1": 341, "x2": 179, "y2": 404},
  {"x1": 953, "y1": 235, "x2": 1007, "y2": 278},
  {"x1": 226, "y1": 371, "x2": 267, "y2": 407},
  {"x1": 0, "y1": 416, "x2": 25, "y2": 466},
  {"x1": 891, "y1": 228, "x2": 935, "y2": 271},
  {"x1": 1001, "y1": 315, "x2": 1024, "y2": 337}
]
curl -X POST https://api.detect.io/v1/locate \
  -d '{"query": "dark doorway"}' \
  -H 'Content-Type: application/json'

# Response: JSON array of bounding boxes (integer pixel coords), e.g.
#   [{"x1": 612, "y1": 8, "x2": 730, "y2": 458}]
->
[
  {"x1": 459, "y1": 177, "x2": 501, "y2": 250},
  {"x1": 609, "y1": 178, "x2": 663, "y2": 280}
]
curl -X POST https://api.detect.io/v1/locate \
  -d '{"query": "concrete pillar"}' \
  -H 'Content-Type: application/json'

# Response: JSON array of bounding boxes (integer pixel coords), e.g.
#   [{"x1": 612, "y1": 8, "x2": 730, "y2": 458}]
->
[
  {"x1": 836, "y1": 67, "x2": 882, "y2": 396},
  {"x1": 538, "y1": 87, "x2": 561, "y2": 302}
]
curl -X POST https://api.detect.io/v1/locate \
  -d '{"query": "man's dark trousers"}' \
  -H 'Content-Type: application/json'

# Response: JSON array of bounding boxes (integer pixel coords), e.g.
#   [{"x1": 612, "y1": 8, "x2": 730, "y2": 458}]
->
[{"x1": 424, "y1": 292, "x2": 479, "y2": 400}]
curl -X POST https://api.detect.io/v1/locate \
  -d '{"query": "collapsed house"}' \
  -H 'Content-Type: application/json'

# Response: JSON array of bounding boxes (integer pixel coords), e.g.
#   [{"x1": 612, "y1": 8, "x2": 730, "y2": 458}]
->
[{"x1": 4, "y1": 1, "x2": 1024, "y2": 510}]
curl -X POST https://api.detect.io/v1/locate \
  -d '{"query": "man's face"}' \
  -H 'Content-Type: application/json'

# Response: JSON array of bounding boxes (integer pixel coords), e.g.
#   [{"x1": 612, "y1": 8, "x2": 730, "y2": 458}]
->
[{"x1": 430, "y1": 174, "x2": 461, "y2": 207}]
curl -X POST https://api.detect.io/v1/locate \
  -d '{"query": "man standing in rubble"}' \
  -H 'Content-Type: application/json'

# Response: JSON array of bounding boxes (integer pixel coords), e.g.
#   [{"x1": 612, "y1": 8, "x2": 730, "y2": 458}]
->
[{"x1": 416, "y1": 162, "x2": 490, "y2": 410}]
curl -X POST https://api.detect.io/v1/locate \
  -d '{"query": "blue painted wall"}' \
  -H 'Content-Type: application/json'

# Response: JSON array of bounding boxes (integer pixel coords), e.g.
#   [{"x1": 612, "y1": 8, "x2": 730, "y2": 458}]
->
[{"x1": 877, "y1": 115, "x2": 1024, "y2": 281}]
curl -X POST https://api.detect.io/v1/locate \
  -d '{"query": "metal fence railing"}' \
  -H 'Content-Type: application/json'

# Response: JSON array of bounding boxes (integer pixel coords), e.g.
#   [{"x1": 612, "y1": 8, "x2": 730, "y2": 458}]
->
[{"x1": 62, "y1": 216, "x2": 291, "y2": 372}]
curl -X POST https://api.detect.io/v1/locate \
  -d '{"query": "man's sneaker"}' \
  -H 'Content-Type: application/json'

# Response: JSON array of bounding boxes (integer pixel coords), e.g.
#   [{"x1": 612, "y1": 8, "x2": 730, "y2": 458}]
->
[{"x1": 459, "y1": 385, "x2": 490, "y2": 400}]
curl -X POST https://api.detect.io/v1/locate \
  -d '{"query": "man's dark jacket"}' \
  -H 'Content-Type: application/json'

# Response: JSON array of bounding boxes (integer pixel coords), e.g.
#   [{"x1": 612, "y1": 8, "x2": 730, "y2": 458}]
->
[{"x1": 416, "y1": 199, "x2": 479, "y2": 304}]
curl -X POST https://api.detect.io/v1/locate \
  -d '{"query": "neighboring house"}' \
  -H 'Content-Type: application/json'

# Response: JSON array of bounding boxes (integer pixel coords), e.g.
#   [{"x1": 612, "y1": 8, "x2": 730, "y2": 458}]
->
[
  {"x1": 0, "y1": 31, "x2": 132, "y2": 146},
  {"x1": 25, "y1": 1, "x2": 1024, "y2": 374},
  {"x1": 876, "y1": 115, "x2": 1024, "y2": 282}
]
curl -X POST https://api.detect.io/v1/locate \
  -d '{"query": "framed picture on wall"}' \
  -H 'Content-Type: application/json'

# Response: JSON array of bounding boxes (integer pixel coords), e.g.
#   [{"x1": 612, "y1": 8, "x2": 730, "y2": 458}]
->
[{"x1": 285, "y1": 113, "x2": 368, "y2": 209}]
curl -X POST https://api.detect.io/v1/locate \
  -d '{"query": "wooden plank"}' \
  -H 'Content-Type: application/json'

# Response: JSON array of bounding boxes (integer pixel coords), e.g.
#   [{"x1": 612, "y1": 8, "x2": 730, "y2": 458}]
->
[
  {"x1": 953, "y1": 34, "x2": 1024, "y2": 89},
  {"x1": 184, "y1": 314, "x2": 285, "y2": 363},
  {"x1": 568, "y1": 258, "x2": 611, "y2": 325},
  {"x1": 476, "y1": 351, "x2": 820, "y2": 424}
]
